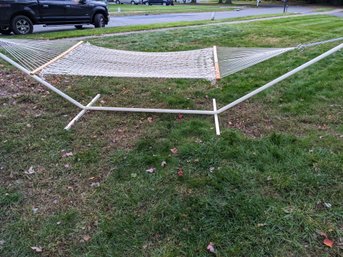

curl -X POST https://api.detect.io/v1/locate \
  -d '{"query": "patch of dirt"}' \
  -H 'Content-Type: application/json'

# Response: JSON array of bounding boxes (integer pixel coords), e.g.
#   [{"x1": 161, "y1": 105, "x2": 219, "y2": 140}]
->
[
  {"x1": 0, "y1": 65, "x2": 46, "y2": 98},
  {"x1": 107, "y1": 120, "x2": 148, "y2": 149},
  {"x1": 223, "y1": 101, "x2": 276, "y2": 138},
  {"x1": 222, "y1": 100, "x2": 343, "y2": 141},
  {"x1": 0, "y1": 66, "x2": 149, "y2": 223}
]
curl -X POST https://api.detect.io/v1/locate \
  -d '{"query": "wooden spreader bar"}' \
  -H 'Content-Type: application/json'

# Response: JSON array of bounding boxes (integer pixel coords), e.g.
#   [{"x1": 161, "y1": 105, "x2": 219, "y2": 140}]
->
[{"x1": 31, "y1": 41, "x2": 84, "y2": 75}]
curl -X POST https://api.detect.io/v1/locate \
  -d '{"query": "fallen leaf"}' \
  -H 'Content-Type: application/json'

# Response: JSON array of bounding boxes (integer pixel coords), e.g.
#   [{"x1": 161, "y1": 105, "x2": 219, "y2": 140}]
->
[
  {"x1": 83, "y1": 235, "x2": 91, "y2": 242},
  {"x1": 31, "y1": 246, "x2": 43, "y2": 253},
  {"x1": 177, "y1": 114, "x2": 184, "y2": 120},
  {"x1": 62, "y1": 152, "x2": 73, "y2": 158},
  {"x1": 207, "y1": 242, "x2": 215, "y2": 253},
  {"x1": 90, "y1": 182, "x2": 100, "y2": 187},
  {"x1": 170, "y1": 148, "x2": 178, "y2": 154},
  {"x1": 147, "y1": 117, "x2": 153, "y2": 123},
  {"x1": 32, "y1": 207, "x2": 39, "y2": 214},
  {"x1": 177, "y1": 167, "x2": 184, "y2": 177},
  {"x1": 209, "y1": 167, "x2": 215, "y2": 173},
  {"x1": 323, "y1": 238, "x2": 334, "y2": 248},
  {"x1": 131, "y1": 173, "x2": 137, "y2": 178},
  {"x1": 161, "y1": 161, "x2": 167, "y2": 167},
  {"x1": 146, "y1": 167, "x2": 156, "y2": 174},
  {"x1": 316, "y1": 230, "x2": 328, "y2": 238},
  {"x1": 24, "y1": 166, "x2": 35, "y2": 175}
]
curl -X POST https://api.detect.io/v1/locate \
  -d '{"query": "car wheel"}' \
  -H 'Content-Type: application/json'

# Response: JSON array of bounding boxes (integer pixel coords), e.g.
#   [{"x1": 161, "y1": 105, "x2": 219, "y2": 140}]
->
[
  {"x1": 75, "y1": 25, "x2": 83, "y2": 29},
  {"x1": 115, "y1": 0, "x2": 120, "y2": 3},
  {"x1": 0, "y1": 27, "x2": 12, "y2": 35},
  {"x1": 163, "y1": 2, "x2": 167, "y2": 5},
  {"x1": 93, "y1": 13, "x2": 106, "y2": 28},
  {"x1": 11, "y1": 15, "x2": 33, "y2": 35},
  {"x1": 145, "y1": 1, "x2": 149, "y2": 5},
  {"x1": 131, "y1": 0, "x2": 135, "y2": 4}
]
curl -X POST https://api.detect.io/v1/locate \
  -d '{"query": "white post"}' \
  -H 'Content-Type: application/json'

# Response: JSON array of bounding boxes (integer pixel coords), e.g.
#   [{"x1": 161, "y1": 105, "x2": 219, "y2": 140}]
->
[
  {"x1": 85, "y1": 105, "x2": 215, "y2": 115},
  {"x1": 65, "y1": 94, "x2": 101, "y2": 130},
  {"x1": 213, "y1": 99, "x2": 220, "y2": 136}
]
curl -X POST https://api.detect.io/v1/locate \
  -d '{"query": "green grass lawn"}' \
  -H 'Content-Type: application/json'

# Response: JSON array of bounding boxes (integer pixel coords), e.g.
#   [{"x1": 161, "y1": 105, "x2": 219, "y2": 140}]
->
[
  {"x1": 1, "y1": 15, "x2": 343, "y2": 256},
  {"x1": 10, "y1": 13, "x2": 295, "y2": 40},
  {"x1": 108, "y1": 3, "x2": 236, "y2": 16}
]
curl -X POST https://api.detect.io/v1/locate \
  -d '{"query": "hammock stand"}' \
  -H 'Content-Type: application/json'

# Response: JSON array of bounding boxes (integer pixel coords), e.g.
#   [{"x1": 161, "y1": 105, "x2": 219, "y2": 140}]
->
[{"x1": 0, "y1": 40, "x2": 342, "y2": 135}]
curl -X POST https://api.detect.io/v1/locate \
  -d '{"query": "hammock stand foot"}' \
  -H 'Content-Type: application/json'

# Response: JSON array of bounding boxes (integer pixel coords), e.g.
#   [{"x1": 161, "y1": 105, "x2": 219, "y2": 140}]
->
[
  {"x1": 213, "y1": 98, "x2": 220, "y2": 136},
  {"x1": 65, "y1": 94, "x2": 101, "y2": 130}
]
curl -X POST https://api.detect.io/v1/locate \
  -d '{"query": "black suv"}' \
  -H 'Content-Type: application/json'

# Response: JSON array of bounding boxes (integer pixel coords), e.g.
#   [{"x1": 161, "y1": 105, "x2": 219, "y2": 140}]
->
[{"x1": 0, "y1": 0, "x2": 109, "y2": 35}]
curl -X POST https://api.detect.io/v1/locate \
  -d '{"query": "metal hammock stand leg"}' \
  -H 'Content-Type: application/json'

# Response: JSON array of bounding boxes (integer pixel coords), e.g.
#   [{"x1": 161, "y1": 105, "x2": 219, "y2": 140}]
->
[{"x1": 0, "y1": 43, "x2": 342, "y2": 136}]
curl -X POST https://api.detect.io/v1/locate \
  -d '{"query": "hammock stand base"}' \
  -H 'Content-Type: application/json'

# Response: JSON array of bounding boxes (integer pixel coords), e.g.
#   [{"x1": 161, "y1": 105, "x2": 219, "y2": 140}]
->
[{"x1": 64, "y1": 94, "x2": 101, "y2": 131}]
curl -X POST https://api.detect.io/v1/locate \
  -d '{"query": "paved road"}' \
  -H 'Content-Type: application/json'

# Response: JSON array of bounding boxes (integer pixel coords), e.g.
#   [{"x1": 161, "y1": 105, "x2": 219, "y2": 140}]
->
[
  {"x1": 32, "y1": 5, "x2": 319, "y2": 34},
  {"x1": 332, "y1": 11, "x2": 343, "y2": 17}
]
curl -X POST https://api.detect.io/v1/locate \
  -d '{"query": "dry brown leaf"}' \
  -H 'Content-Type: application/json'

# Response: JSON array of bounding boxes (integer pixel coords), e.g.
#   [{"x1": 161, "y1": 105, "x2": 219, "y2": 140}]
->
[
  {"x1": 62, "y1": 151, "x2": 73, "y2": 158},
  {"x1": 83, "y1": 235, "x2": 91, "y2": 242},
  {"x1": 170, "y1": 148, "x2": 178, "y2": 154},
  {"x1": 323, "y1": 238, "x2": 334, "y2": 248},
  {"x1": 177, "y1": 167, "x2": 184, "y2": 177},
  {"x1": 316, "y1": 230, "x2": 328, "y2": 238}
]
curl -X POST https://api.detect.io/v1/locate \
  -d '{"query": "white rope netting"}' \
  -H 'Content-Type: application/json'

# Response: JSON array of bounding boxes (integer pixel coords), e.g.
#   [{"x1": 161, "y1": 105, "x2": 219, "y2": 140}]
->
[
  {"x1": 0, "y1": 38, "x2": 296, "y2": 81},
  {"x1": 0, "y1": 38, "x2": 78, "y2": 72},
  {"x1": 42, "y1": 43, "x2": 217, "y2": 80},
  {"x1": 217, "y1": 47, "x2": 294, "y2": 77}
]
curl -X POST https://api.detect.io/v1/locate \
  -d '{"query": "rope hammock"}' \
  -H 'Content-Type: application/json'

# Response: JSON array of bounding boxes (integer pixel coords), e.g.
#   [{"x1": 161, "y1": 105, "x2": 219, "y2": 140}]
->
[{"x1": 0, "y1": 38, "x2": 294, "y2": 81}]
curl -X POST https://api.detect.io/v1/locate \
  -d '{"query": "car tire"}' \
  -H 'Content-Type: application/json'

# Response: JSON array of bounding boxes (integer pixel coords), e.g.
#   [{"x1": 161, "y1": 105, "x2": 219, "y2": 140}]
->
[
  {"x1": 115, "y1": 0, "x2": 120, "y2": 3},
  {"x1": 131, "y1": 0, "x2": 135, "y2": 4},
  {"x1": 93, "y1": 13, "x2": 106, "y2": 28},
  {"x1": 75, "y1": 25, "x2": 83, "y2": 30},
  {"x1": 11, "y1": 15, "x2": 33, "y2": 35},
  {"x1": 163, "y1": 2, "x2": 167, "y2": 5},
  {"x1": 0, "y1": 27, "x2": 12, "y2": 35},
  {"x1": 145, "y1": 1, "x2": 149, "y2": 5}
]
